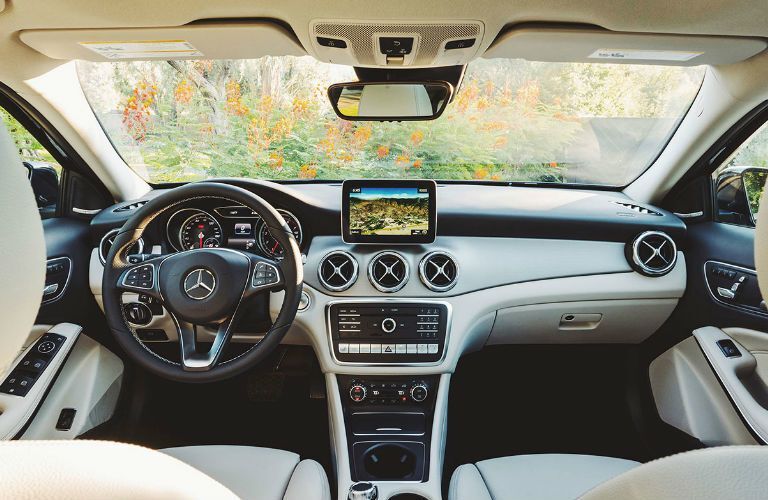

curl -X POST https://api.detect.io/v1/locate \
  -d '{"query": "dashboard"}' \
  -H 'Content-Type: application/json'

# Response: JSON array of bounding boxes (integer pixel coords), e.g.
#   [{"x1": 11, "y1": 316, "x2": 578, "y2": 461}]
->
[{"x1": 89, "y1": 179, "x2": 688, "y2": 372}]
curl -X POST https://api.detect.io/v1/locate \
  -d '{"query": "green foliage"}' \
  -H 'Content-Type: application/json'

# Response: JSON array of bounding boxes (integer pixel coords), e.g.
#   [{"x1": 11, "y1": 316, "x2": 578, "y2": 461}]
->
[
  {"x1": 0, "y1": 108, "x2": 59, "y2": 166},
  {"x1": 75, "y1": 57, "x2": 706, "y2": 185}
]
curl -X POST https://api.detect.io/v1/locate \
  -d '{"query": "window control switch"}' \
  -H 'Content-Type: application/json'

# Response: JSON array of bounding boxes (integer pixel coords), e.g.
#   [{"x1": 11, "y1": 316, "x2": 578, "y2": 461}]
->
[
  {"x1": 56, "y1": 408, "x2": 77, "y2": 431},
  {"x1": 717, "y1": 339, "x2": 741, "y2": 358}
]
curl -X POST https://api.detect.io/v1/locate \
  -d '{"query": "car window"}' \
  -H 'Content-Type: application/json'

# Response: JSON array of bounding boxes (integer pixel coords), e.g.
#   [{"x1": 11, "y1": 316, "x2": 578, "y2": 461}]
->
[
  {"x1": 713, "y1": 121, "x2": 768, "y2": 227},
  {"x1": 1, "y1": 108, "x2": 61, "y2": 218},
  {"x1": 76, "y1": 57, "x2": 705, "y2": 187}
]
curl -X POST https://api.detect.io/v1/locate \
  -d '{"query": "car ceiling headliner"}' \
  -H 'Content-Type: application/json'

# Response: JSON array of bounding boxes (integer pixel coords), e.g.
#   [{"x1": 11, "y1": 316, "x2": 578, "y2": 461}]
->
[{"x1": 0, "y1": 0, "x2": 766, "y2": 84}]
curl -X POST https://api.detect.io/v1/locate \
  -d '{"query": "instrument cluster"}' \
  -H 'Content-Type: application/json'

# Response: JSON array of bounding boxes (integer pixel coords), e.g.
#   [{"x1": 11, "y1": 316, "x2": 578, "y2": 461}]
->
[{"x1": 165, "y1": 204, "x2": 303, "y2": 259}]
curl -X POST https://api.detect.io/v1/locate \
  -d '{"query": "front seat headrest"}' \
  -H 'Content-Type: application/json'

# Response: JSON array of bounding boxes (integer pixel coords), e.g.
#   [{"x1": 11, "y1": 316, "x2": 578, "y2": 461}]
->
[{"x1": 0, "y1": 121, "x2": 46, "y2": 376}]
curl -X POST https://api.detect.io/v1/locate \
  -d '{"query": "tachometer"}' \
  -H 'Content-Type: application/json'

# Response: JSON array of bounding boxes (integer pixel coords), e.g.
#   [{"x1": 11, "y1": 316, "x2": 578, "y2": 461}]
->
[
  {"x1": 179, "y1": 212, "x2": 223, "y2": 250},
  {"x1": 258, "y1": 210, "x2": 303, "y2": 259}
]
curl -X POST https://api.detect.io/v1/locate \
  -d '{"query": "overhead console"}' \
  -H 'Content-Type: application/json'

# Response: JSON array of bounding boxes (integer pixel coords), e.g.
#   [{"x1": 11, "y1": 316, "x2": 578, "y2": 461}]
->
[{"x1": 308, "y1": 19, "x2": 485, "y2": 68}]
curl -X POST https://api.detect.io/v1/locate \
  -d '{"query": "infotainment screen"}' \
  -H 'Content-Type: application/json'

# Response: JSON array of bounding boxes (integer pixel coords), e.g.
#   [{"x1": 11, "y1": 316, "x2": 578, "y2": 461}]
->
[{"x1": 342, "y1": 180, "x2": 436, "y2": 244}]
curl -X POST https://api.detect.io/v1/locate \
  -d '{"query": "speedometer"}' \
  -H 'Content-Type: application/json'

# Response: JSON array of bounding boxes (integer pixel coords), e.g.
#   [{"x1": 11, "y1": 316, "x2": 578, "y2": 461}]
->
[
  {"x1": 258, "y1": 210, "x2": 303, "y2": 259},
  {"x1": 179, "y1": 212, "x2": 223, "y2": 250}
]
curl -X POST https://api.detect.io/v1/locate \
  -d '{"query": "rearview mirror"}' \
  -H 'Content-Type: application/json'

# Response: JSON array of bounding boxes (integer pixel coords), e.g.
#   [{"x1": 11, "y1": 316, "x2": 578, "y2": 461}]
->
[{"x1": 327, "y1": 81, "x2": 452, "y2": 121}]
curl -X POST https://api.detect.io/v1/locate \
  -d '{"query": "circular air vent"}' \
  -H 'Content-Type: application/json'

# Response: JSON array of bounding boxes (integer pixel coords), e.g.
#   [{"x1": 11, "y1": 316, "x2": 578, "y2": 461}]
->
[
  {"x1": 628, "y1": 231, "x2": 677, "y2": 276},
  {"x1": 318, "y1": 251, "x2": 359, "y2": 292},
  {"x1": 419, "y1": 251, "x2": 459, "y2": 292},
  {"x1": 99, "y1": 229, "x2": 144, "y2": 265},
  {"x1": 368, "y1": 252, "x2": 409, "y2": 293}
]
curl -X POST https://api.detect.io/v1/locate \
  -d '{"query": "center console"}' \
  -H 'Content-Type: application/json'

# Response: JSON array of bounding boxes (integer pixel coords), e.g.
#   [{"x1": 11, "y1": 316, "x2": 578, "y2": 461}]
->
[
  {"x1": 328, "y1": 301, "x2": 450, "y2": 364},
  {"x1": 338, "y1": 374, "x2": 440, "y2": 483}
]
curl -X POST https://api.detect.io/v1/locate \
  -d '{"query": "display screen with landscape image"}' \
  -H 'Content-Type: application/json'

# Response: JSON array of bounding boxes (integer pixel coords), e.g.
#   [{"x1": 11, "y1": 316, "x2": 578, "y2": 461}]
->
[{"x1": 348, "y1": 186, "x2": 431, "y2": 237}]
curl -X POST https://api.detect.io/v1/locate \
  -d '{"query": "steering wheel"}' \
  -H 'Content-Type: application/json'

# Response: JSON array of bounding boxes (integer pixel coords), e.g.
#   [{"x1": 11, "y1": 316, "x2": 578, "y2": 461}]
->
[{"x1": 102, "y1": 182, "x2": 303, "y2": 383}]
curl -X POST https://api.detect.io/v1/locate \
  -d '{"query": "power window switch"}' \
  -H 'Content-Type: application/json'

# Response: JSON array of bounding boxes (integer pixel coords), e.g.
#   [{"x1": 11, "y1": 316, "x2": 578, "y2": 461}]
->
[
  {"x1": 717, "y1": 339, "x2": 741, "y2": 358},
  {"x1": 19, "y1": 358, "x2": 47, "y2": 374},
  {"x1": 56, "y1": 408, "x2": 77, "y2": 431},
  {"x1": 0, "y1": 373, "x2": 34, "y2": 396}
]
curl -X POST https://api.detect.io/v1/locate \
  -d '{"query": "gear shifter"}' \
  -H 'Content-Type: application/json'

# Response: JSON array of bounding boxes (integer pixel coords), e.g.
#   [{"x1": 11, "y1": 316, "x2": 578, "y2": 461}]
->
[{"x1": 348, "y1": 481, "x2": 378, "y2": 500}]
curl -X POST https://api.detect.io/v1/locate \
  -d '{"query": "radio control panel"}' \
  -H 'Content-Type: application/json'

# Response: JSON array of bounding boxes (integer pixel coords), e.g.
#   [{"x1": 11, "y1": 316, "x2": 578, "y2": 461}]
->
[{"x1": 328, "y1": 302, "x2": 449, "y2": 363}]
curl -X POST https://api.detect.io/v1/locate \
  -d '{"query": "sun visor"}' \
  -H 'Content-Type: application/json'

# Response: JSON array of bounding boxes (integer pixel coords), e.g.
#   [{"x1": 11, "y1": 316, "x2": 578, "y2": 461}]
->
[
  {"x1": 19, "y1": 21, "x2": 307, "y2": 61},
  {"x1": 484, "y1": 26, "x2": 766, "y2": 66}
]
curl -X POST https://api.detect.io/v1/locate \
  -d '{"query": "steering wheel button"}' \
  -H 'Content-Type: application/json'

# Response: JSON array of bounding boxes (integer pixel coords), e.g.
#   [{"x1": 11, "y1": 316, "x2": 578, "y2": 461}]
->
[{"x1": 253, "y1": 278, "x2": 266, "y2": 286}]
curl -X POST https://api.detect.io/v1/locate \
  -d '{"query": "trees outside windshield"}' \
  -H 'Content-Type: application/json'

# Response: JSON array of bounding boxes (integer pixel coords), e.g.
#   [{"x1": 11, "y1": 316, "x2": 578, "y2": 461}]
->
[{"x1": 77, "y1": 56, "x2": 704, "y2": 185}]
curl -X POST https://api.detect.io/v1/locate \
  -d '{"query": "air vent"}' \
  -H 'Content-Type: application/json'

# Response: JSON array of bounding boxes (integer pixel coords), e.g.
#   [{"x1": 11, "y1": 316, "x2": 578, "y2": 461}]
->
[
  {"x1": 318, "y1": 251, "x2": 359, "y2": 292},
  {"x1": 627, "y1": 231, "x2": 677, "y2": 276},
  {"x1": 99, "y1": 229, "x2": 144, "y2": 265},
  {"x1": 368, "y1": 252, "x2": 409, "y2": 293},
  {"x1": 613, "y1": 201, "x2": 662, "y2": 216},
  {"x1": 113, "y1": 200, "x2": 148, "y2": 213},
  {"x1": 419, "y1": 252, "x2": 459, "y2": 292}
]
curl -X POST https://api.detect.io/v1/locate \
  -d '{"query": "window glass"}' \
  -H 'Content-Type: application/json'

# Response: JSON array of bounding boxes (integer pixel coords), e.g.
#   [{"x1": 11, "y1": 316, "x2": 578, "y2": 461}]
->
[{"x1": 1, "y1": 108, "x2": 61, "y2": 216}]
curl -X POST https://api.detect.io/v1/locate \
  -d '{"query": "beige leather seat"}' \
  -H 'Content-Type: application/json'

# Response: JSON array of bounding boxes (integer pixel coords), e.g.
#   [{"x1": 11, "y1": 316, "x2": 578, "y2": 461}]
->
[
  {"x1": 161, "y1": 445, "x2": 330, "y2": 500},
  {"x1": 450, "y1": 446, "x2": 768, "y2": 499},
  {"x1": 449, "y1": 453, "x2": 640, "y2": 500},
  {"x1": 0, "y1": 114, "x2": 330, "y2": 500}
]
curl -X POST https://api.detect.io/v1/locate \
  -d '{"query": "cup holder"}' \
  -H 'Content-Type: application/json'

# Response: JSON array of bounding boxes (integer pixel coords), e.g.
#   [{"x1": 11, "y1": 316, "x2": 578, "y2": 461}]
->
[
  {"x1": 388, "y1": 494, "x2": 428, "y2": 500},
  {"x1": 363, "y1": 443, "x2": 416, "y2": 479}
]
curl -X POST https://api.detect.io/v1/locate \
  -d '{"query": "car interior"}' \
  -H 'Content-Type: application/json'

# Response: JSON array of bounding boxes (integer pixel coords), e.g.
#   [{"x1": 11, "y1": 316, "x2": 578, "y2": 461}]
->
[{"x1": 3, "y1": 1, "x2": 768, "y2": 499}]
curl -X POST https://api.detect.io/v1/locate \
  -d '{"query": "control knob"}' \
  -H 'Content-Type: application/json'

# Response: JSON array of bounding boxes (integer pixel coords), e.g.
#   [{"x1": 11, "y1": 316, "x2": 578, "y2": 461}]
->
[
  {"x1": 381, "y1": 317, "x2": 397, "y2": 334},
  {"x1": 349, "y1": 383, "x2": 367, "y2": 403},
  {"x1": 410, "y1": 382, "x2": 429, "y2": 402}
]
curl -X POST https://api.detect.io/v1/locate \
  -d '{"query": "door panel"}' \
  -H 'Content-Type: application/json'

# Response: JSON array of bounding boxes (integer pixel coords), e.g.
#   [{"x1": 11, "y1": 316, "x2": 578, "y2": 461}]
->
[
  {"x1": 37, "y1": 217, "x2": 102, "y2": 327},
  {"x1": 681, "y1": 221, "x2": 768, "y2": 331}
]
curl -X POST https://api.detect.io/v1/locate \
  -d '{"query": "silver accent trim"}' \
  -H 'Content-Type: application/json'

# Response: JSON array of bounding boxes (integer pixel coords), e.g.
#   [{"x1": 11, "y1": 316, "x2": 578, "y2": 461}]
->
[
  {"x1": 318, "y1": 251, "x2": 359, "y2": 292},
  {"x1": 418, "y1": 251, "x2": 458, "y2": 292},
  {"x1": 703, "y1": 260, "x2": 767, "y2": 317},
  {"x1": 99, "y1": 228, "x2": 145, "y2": 265},
  {"x1": 72, "y1": 207, "x2": 101, "y2": 215},
  {"x1": 674, "y1": 211, "x2": 704, "y2": 219},
  {"x1": 367, "y1": 251, "x2": 409, "y2": 293},
  {"x1": 257, "y1": 209, "x2": 304, "y2": 257},
  {"x1": 42, "y1": 256, "x2": 72, "y2": 305},
  {"x1": 631, "y1": 230, "x2": 677, "y2": 276},
  {"x1": 183, "y1": 268, "x2": 217, "y2": 300},
  {"x1": 326, "y1": 299, "x2": 451, "y2": 367}
]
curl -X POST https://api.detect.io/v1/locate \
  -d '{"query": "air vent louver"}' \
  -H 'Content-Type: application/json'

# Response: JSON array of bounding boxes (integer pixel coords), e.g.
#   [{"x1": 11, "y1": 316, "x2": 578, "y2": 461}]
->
[
  {"x1": 613, "y1": 201, "x2": 662, "y2": 216},
  {"x1": 419, "y1": 252, "x2": 458, "y2": 292},
  {"x1": 114, "y1": 200, "x2": 148, "y2": 212},
  {"x1": 628, "y1": 231, "x2": 677, "y2": 276},
  {"x1": 318, "y1": 251, "x2": 358, "y2": 292},
  {"x1": 99, "y1": 229, "x2": 144, "y2": 265},
  {"x1": 368, "y1": 252, "x2": 409, "y2": 293}
]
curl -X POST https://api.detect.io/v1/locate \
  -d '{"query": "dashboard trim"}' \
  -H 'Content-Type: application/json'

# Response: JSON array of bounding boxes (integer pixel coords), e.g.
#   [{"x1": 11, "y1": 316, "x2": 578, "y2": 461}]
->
[{"x1": 325, "y1": 298, "x2": 452, "y2": 367}]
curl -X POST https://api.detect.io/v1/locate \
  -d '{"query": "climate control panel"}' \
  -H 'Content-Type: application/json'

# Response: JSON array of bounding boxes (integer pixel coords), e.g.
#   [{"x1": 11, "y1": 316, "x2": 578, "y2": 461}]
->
[
  {"x1": 328, "y1": 302, "x2": 449, "y2": 364},
  {"x1": 347, "y1": 378, "x2": 432, "y2": 405}
]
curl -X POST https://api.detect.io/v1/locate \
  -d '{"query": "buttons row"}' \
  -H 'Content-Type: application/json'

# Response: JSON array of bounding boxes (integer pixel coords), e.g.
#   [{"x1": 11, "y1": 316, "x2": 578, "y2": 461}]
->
[
  {"x1": 338, "y1": 343, "x2": 439, "y2": 355},
  {"x1": 253, "y1": 262, "x2": 279, "y2": 287},
  {"x1": 123, "y1": 264, "x2": 154, "y2": 289}
]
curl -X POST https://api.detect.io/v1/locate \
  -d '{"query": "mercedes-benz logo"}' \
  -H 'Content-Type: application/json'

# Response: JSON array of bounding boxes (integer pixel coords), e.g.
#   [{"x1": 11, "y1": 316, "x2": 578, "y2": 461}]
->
[{"x1": 183, "y1": 268, "x2": 216, "y2": 300}]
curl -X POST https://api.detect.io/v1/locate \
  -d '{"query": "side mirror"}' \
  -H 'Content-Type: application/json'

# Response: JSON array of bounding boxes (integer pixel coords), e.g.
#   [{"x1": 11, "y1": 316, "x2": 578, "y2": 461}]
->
[
  {"x1": 743, "y1": 168, "x2": 768, "y2": 224},
  {"x1": 327, "y1": 81, "x2": 452, "y2": 121},
  {"x1": 715, "y1": 167, "x2": 768, "y2": 227}
]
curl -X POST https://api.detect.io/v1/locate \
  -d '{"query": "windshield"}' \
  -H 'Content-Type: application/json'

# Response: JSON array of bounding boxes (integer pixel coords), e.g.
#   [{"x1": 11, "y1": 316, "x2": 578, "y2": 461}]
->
[{"x1": 76, "y1": 56, "x2": 704, "y2": 186}]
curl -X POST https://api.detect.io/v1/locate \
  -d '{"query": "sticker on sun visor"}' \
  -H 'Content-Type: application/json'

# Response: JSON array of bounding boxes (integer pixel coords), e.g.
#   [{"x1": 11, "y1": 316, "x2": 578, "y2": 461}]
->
[
  {"x1": 79, "y1": 40, "x2": 202, "y2": 59},
  {"x1": 588, "y1": 48, "x2": 703, "y2": 62}
]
